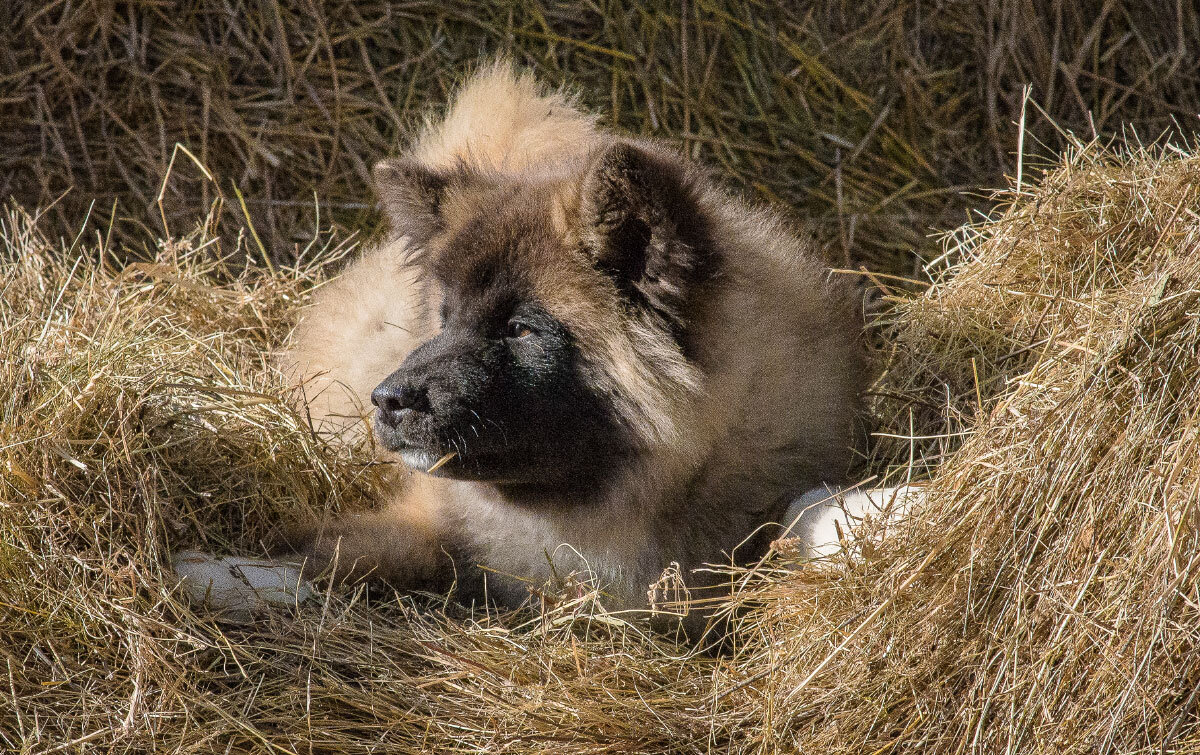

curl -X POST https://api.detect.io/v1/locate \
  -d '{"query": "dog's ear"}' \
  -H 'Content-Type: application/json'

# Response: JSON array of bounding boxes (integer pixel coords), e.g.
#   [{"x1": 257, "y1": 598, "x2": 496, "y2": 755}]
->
[
  {"x1": 581, "y1": 142, "x2": 713, "y2": 329},
  {"x1": 372, "y1": 158, "x2": 462, "y2": 245}
]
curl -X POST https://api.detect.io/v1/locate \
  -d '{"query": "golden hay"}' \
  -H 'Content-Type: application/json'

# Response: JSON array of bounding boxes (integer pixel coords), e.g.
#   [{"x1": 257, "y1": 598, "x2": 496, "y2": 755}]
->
[
  {"x1": 3, "y1": 138, "x2": 1200, "y2": 752},
  {"x1": 4, "y1": 1, "x2": 1198, "y2": 277}
]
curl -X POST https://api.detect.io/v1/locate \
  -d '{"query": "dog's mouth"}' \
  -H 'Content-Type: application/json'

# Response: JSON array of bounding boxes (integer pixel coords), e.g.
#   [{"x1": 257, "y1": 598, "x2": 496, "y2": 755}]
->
[
  {"x1": 396, "y1": 447, "x2": 457, "y2": 474},
  {"x1": 373, "y1": 409, "x2": 504, "y2": 479},
  {"x1": 395, "y1": 443, "x2": 519, "y2": 482}
]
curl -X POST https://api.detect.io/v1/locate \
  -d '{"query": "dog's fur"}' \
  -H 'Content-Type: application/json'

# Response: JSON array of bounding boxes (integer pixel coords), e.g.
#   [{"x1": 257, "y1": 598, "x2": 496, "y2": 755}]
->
[{"x1": 279, "y1": 62, "x2": 870, "y2": 631}]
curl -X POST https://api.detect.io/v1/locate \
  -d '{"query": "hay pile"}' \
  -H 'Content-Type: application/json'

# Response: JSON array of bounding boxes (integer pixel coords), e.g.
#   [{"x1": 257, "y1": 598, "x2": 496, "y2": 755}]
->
[
  {"x1": 4, "y1": 0, "x2": 1198, "y2": 277},
  {"x1": 3, "y1": 138, "x2": 1200, "y2": 752}
]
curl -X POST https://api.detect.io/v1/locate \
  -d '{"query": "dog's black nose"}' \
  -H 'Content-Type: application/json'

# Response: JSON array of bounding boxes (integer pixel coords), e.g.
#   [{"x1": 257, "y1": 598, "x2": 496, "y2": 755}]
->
[{"x1": 371, "y1": 383, "x2": 426, "y2": 424}]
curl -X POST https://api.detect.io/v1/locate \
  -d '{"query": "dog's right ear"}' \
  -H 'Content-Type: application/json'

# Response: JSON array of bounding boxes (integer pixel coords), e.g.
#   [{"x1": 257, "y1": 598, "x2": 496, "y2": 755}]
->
[
  {"x1": 581, "y1": 142, "x2": 713, "y2": 332},
  {"x1": 372, "y1": 158, "x2": 457, "y2": 245}
]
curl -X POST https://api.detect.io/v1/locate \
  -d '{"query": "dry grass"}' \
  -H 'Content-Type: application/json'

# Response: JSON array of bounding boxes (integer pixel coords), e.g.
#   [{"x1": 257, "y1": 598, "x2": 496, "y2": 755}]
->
[
  {"x1": 3, "y1": 0, "x2": 1198, "y2": 278},
  {"x1": 752, "y1": 137, "x2": 1200, "y2": 751},
  {"x1": 3, "y1": 135, "x2": 1200, "y2": 751}
]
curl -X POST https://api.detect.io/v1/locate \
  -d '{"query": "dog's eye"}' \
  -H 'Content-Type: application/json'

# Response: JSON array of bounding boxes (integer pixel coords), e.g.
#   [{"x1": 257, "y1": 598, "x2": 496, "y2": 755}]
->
[{"x1": 506, "y1": 320, "x2": 535, "y2": 339}]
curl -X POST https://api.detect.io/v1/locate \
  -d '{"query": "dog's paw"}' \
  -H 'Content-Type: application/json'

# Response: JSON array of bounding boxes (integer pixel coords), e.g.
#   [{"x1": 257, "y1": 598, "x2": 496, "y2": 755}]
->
[
  {"x1": 781, "y1": 484, "x2": 924, "y2": 560},
  {"x1": 172, "y1": 550, "x2": 315, "y2": 620}
]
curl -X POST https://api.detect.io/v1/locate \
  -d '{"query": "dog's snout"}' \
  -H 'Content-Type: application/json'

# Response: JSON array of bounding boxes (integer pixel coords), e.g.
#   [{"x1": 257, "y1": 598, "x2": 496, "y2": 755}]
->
[
  {"x1": 371, "y1": 331, "x2": 478, "y2": 434},
  {"x1": 371, "y1": 382, "x2": 427, "y2": 424}
]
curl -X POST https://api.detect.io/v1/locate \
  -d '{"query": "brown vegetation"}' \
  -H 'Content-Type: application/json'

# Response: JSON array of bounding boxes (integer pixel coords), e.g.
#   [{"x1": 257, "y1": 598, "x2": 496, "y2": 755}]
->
[
  {"x1": 4, "y1": 0, "x2": 1198, "y2": 277},
  {"x1": 3, "y1": 133, "x2": 1199, "y2": 750}
]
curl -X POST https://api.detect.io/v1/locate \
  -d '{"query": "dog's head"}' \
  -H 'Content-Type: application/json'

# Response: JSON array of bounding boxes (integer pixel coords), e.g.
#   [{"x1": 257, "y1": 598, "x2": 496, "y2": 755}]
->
[{"x1": 369, "y1": 142, "x2": 717, "y2": 487}]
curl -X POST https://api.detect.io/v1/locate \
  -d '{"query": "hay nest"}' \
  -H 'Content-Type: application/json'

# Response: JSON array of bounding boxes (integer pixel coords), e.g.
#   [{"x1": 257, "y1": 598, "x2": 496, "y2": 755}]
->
[{"x1": 3, "y1": 139, "x2": 1200, "y2": 752}]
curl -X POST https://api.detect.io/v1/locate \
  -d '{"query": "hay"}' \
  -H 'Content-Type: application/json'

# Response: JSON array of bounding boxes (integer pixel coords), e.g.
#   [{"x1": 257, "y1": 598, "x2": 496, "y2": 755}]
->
[
  {"x1": 4, "y1": 138, "x2": 1200, "y2": 751},
  {"x1": 742, "y1": 138, "x2": 1200, "y2": 751},
  {"x1": 4, "y1": 0, "x2": 1198, "y2": 278}
]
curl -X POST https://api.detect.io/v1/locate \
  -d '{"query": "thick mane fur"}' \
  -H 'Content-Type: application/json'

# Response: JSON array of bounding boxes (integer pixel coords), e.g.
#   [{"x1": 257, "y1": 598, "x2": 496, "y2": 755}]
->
[{"x1": 411, "y1": 60, "x2": 603, "y2": 176}]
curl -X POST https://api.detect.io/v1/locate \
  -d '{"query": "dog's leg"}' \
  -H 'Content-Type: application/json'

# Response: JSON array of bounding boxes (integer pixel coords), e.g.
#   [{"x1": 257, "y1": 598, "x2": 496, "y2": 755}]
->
[{"x1": 271, "y1": 474, "x2": 465, "y2": 593}]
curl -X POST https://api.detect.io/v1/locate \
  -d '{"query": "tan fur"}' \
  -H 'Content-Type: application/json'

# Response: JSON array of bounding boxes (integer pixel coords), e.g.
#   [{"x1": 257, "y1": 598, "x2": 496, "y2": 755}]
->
[
  {"x1": 281, "y1": 241, "x2": 433, "y2": 442},
  {"x1": 280, "y1": 62, "x2": 869, "y2": 633},
  {"x1": 278, "y1": 473, "x2": 456, "y2": 587},
  {"x1": 411, "y1": 60, "x2": 603, "y2": 177}
]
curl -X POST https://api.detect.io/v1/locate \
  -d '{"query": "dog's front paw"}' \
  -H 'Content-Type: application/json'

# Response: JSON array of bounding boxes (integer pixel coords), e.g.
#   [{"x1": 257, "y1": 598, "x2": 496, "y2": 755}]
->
[{"x1": 173, "y1": 550, "x2": 315, "y2": 619}]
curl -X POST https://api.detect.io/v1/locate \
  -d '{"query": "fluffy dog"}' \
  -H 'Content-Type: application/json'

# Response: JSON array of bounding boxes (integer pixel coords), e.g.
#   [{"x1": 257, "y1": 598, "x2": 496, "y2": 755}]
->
[{"x1": 279, "y1": 62, "x2": 870, "y2": 634}]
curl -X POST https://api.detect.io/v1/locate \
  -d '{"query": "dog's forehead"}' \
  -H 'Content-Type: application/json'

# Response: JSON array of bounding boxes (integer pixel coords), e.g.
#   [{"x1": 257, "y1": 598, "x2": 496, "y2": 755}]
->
[{"x1": 429, "y1": 183, "x2": 593, "y2": 309}]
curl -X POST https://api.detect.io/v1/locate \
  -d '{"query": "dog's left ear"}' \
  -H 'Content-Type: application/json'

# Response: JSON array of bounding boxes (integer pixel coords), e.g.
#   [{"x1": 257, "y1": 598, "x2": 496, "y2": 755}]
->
[
  {"x1": 581, "y1": 142, "x2": 713, "y2": 328},
  {"x1": 372, "y1": 158, "x2": 465, "y2": 246}
]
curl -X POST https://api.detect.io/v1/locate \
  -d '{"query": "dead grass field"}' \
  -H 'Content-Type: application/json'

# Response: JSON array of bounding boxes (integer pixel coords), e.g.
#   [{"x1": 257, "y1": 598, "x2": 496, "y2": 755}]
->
[
  {"x1": 4, "y1": 1, "x2": 1200, "y2": 750},
  {"x1": 3, "y1": 137, "x2": 1200, "y2": 752},
  {"x1": 3, "y1": 0, "x2": 1198, "y2": 278}
]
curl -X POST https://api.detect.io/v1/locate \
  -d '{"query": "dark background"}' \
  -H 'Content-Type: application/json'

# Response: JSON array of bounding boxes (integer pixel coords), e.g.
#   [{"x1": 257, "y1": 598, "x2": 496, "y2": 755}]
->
[{"x1": 3, "y1": 0, "x2": 1198, "y2": 277}]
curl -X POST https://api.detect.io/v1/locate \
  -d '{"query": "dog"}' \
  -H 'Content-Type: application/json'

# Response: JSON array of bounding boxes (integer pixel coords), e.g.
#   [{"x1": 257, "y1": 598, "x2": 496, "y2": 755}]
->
[{"x1": 278, "y1": 61, "x2": 871, "y2": 636}]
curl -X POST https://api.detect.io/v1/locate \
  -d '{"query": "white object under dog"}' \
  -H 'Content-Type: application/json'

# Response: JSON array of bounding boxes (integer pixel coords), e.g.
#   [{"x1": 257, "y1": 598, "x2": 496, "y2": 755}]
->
[{"x1": 782, "y1": 484, "x2": 925, "y2": 559}]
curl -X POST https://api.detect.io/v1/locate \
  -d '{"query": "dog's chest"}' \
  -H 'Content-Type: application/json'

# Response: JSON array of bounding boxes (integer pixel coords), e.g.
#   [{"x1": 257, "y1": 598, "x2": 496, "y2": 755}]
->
[{"x1": 445, "y1": 483, "x2": 660, "y2": 608}]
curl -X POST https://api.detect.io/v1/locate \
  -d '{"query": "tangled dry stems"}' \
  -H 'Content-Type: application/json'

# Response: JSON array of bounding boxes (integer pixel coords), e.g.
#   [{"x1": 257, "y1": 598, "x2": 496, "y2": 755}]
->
[
  {"x1": 4, "y1": 0, "x2": 1198, "y2": 278},
  {"x1": 3, "y1": 138, "x2": 1200, "y2": 751}
]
